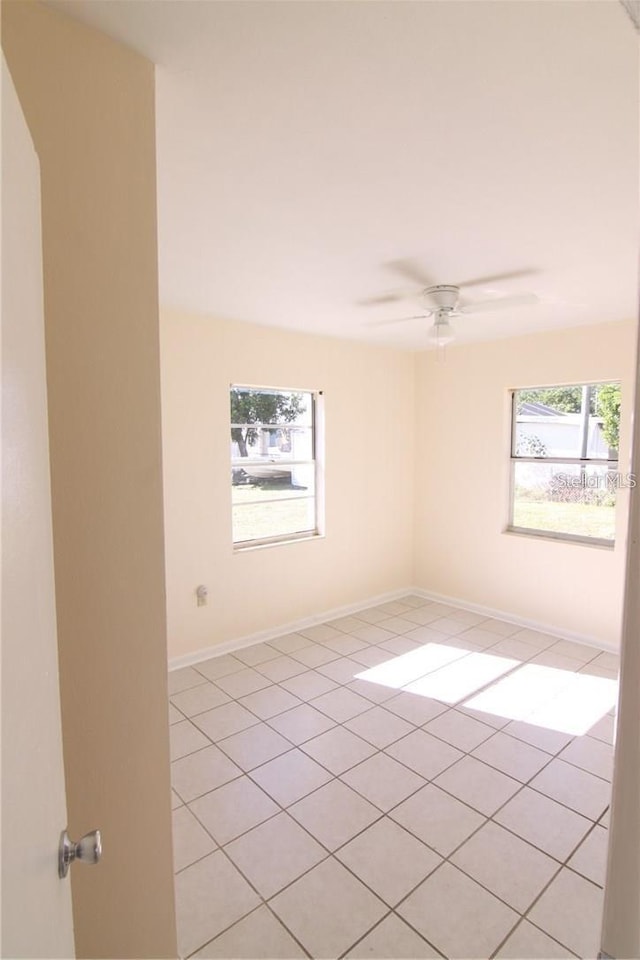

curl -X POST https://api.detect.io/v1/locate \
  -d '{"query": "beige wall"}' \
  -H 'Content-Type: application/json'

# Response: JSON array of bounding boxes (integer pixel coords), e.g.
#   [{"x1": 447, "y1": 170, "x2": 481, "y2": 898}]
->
[
  {"x1": 2, "y1": 4, "x2": 177, "y2": 958},
  {"x1": 161, "y1": 311, "x2": 415, "y2": 660},
  {"x1": 414, "y1": 320, "x2": 636, "y2": 650}
]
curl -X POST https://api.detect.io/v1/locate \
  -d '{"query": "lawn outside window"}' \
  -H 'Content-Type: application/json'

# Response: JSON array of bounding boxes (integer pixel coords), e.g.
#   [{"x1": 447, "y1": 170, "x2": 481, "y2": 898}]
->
[
  {"x1": 230, "y1": 384, "x2": 322, "y2": 548},
  {"x1": 508, "y1": 382, "x2": 623, "y2": 546}
]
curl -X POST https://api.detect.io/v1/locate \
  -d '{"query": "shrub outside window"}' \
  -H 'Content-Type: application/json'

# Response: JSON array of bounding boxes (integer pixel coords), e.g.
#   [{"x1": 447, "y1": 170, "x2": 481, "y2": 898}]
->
[
  {"x1": 230, "y1": 385, "x2": 321, "y2": 548},
  {"x1": 509, "y1": 382, "x2": 623, "y2": 545}
]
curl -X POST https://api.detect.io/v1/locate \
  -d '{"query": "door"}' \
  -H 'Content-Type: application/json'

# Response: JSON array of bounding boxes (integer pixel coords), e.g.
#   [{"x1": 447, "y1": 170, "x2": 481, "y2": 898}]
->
[{"x1": 1, "y1": 56, "x2": 75, "y2": 958}]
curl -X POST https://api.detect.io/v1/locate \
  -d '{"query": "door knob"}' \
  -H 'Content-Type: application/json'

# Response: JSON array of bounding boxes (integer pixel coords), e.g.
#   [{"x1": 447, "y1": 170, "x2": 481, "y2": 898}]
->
[{"x1": 58, "y1": 828, "x2": 102, "y2": 879}]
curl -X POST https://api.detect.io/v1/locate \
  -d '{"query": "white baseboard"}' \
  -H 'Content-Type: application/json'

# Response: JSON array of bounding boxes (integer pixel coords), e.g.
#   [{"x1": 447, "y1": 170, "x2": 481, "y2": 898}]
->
[
  {"x1": 168, "y1": 585, "x2": 414, "y2": 671},
  {"x1": 412, "y1": 587, "x2": 618, "y2": 655},
  {"x1": 168, "y1": 584, "x2": 617, "y2": 672}
]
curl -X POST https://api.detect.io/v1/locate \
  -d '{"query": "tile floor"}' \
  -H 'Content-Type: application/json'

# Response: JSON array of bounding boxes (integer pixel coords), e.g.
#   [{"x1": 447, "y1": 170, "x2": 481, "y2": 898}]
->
[{"x1": 168, "y1": 596, "x2": 618, "y2": 959}]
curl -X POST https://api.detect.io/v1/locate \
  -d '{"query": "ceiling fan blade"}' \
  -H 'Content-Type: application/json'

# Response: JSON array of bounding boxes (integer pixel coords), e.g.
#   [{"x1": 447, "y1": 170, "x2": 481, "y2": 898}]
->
[
  {"x1": 365, "y1": 314, "x2": 428, "y2": 327},
  {"x1": 358, "y1": 291, "x2": 409, "y2": 307},
  {"x1": 384, "y1": 259, "x2": 435, "y2": 288},
  {"x1": 461, "y1": 293, "x2": 539, "y2": 314},
  {"x1": 456, "y1": 268, "x2": 539, "y2": 290}
]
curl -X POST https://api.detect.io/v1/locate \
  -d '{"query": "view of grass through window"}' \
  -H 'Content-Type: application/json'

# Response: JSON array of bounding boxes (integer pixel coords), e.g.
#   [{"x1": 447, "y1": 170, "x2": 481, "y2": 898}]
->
[
  {"x1": 230, "y1": 385, "x2": 318, "y2": 546},
  {"x1": 510, "y1": 382, "x2": 622, "y2": 544}
]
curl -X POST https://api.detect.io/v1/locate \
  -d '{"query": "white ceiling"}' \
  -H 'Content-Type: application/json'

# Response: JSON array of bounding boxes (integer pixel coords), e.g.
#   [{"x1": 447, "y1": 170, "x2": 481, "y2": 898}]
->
[{"x1": 49, "y1": 1, "x2": 638, "y2": 348}]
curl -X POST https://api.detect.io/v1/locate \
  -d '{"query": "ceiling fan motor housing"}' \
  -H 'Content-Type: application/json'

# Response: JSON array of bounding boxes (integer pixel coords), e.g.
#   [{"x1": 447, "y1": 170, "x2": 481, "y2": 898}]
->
[{"x1": 424, "y1": 284, "x2": 460, "y2": 311}]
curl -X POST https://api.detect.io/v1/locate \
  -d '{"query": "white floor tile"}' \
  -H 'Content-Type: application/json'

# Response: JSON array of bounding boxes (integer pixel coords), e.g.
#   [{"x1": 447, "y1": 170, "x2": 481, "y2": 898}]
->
[
  {"x1": 452, "y1": 626, "x2": 506, "y2": 648},
  {"x1": 384, "y1": 691, "x2": 447, "y2": 726},
  {"x1": 402, "y1": 606, "x2": 444, "y2": 625},
  {"x1": 238, "y1": 685, "x2": 302, "y2": 720},
  {"x1": 471, "y1": 730, "x2": 550, "y2": 782},
  {"x1": 567, "y1": 825, "x2": 608, "y2": 887},
  {"x1": 172, "y1": 806, "x2": 217, "y2": 873},
  {"x1": 345, "y1": 706, "x2": 414, "y2": 748},
  {"x1": 320, "y1": 634, "x2": 368, "y2": 655},
  {"x1": 550, "y1": 639, "x2": 600, "y2": 663},
  {"x1": 169, "y1": 703, "x2": 184, "y2": 725},
  {"x1": 398, "y1": 862, "x2": 518, "y2": 959},
  {"x1": 346, "y1": 914, "x2": 441, "y2": 958},
  {"x1": 529, "y1": 758, "x2": 611, "y2": 820},
  {"x1": 172, "y1": 744, "x2": 243, "y2": 803},
  {"x1": 559, "y1": 735, "x2": 614, "y2": 781},
  {"x1": 170, "y1": 721, "x2": 211, "y2": 761},
  {"x1": 377, "y1": 635, "x2": 421, "y2": 656},
  {"x1": 280, "y1": 670, "x2": 338, "y2": 700},
  {"x1": 477, "y1": 618, "x2": 521, "y2": 637},
  {"x1": 429, "y1": 617, "x2": 470, "y2": 636},
  {"x1": 350, "y1": 646, "x2": 396, "y2": 668},
  {"x1": 225, "y1": 812, "x2": 326, "y2": 898},
  {"x1": 171, "y1": 683, "x2": 230, "y2": 718},
  {"x1": 512, "y1": 628, "x2": 560, "y2": 650},
  {"x1": 267, "y1": 702, "x2": 337, "y2": 745},
  {"x1": 434, "y1": 755, "x2": 520, "y2": 816},
  {"x1": 354, "y1": 607, "x2": 392, "y2": 624},
  {"x1": 189, "y1": 776, "x2": 279, "y2": 845},
  {"x1": 194, "y1": 905, "x2": 305, "y2": 959},
  {"x1": 253, "y1": 655, "x2": 308, "y2": 683},
  {"x1": 267, "y1": 632, "x2": 313, "y2": 654},
  {"x1": 270, "y1": 857, "x2": 387, "y2": 959},
  {"x1": 585, "y1": 712, "x2": 616, "y2": 745},
  {"x1": 494, "y1": 787, "x2": 593, "y2": 861},
  {"x1": 290, "y1": 643, "x2": 342, "y2": 668},
  {"x1": 301, "y1": 725, "x2": 377, "y2": 775},
  {"x1": 310, "y1": 686, "x2": 374, "y2": 722},
  {"x1": 171, "y1": 788, "x2": 183, "y2": 810},
  {"x1": 196, "y1": 655, "x2": 246, "y2": 681},
  {"x1": 217, "y1": 724, "x2": 292, "y2": 772},
  {"x1": 390, "y1": 783, "x2": 485, "y2": 856},
  {"x1": 214, "y1": 668, "x2": 273, "y2": 699},
  {"x1": 405, "y1": 651, "x2": 519, "y2": 705},
  {"x1": 350, "y1": 624, "x2": 397, "y2": 644},
  {"x1": 385, "y1": 729, "x2": 463, "y2": 781},
  {"x1": 503, "y1": 719, "x2": 574, "y2": 755},
  {"x1": 451, "y1": 820, "x2": 558, "y2": 912},
  {"x1": 328, "y1": 615, "x2": 369, "y2": 633},
  {"x1": 317, "y1": 657, "x2": 366, "y2": 684},
  {"x1": 175, "y1": 850, "x2": 261, "y2": 958},
  {"x1": 250, "y1": 748, "x2": 332, "y2": 806},
  {"x1": 192, "y1": 702, "x2": 260, "y2": 742},
  {"x1": 169, "y1": 666, "x2": 210, "y2": 695},
  {"x1": 424, "y1": 709, "x2": 495, "y2": 752},
  {"x1": 288, "y1": 779, "x2": 380, "y2": 851},
  {"x1": 341, "y1": 752, "x2": 425, "y2": 812},
  {"x1": 298, "y1": 623, "x2": 343, "y2": 643},
  {"x1": 377, "y1": 616, "x2": 419, "y2": 635},
  {"x1": 495, "y1": 920, "x2": 576, "y2": 958},
  {"x1": 528, "y1": 867, "x2": 604, "y2": 958},
  {"x1": 336, "y1": 817, "x2": 441, "y2": 906},
  {"x1": 233, "y1": 643, "x2": 281, "y2": 667},
  {"x1": 346, "y1": 677, "x2": 399, "y2": 703}
]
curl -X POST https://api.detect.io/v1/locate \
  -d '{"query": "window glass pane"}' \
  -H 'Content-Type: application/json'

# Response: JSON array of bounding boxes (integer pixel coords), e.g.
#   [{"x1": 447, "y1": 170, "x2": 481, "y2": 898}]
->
[
  {"x1": 512, "y1": 461, "x2": 616, "y2": 541},
  {"x1": 513, "y1": 383, "x2": 620, "y2": 460},
  {"x1": 232, "y1": 497, "x2": 316, "y2": 544},
  {"x1": 231, "y1": 464, "x2": 315, "y2": 504}
]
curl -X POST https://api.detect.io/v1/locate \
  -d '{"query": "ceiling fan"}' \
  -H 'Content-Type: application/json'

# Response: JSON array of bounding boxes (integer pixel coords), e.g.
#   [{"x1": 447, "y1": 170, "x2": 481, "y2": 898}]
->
[{"x1": 363, "y1": 261, "x2": 540, "y2": 346}]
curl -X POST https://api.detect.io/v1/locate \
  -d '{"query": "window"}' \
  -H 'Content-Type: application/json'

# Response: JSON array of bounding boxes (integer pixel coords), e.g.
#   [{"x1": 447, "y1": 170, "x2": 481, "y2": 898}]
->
[
  {"x1": 230, "y1": 385, "x2": 322, "y2": 548},
  {"x1": 509, "y1": 382, "x2": 623, "y2": 545}
]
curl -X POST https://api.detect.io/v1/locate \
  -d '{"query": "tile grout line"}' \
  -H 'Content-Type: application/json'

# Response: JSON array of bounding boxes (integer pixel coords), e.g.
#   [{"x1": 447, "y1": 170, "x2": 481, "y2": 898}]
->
[{"x1": 170, "y1": 600, "x2": 616, "y2": 958}]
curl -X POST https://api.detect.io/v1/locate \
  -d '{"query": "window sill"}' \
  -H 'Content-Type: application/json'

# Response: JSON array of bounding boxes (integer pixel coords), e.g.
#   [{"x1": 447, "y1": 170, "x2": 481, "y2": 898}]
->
[
  {"x1": 233, "y1": 532, "x2": 325, "y2": 553},
  {"x1": 504, "y1": 526, "x2": 615, "y2": 550}
]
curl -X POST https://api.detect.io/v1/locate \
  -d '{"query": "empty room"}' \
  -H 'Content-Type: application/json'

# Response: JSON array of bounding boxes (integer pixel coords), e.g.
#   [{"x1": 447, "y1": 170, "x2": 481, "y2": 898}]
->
[{"x1": 3, "y1": 2, "x2": 639, "y2": 960}]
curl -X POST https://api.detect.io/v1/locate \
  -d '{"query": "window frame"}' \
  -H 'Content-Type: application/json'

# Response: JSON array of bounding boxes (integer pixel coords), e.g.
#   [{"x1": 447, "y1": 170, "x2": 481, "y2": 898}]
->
[
  {"x1": 507, "y1": 381, "x2": 620, "y2": 548},
  {"x1": 230, "y1": 383, "x2": 324, "y2": 550}
]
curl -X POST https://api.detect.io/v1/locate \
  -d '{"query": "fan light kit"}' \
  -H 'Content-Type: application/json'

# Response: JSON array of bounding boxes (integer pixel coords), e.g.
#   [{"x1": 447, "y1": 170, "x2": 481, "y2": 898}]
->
[{"x1": 362, "y1": 263, "x2": 540, "y2": 349}]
